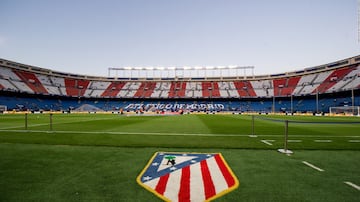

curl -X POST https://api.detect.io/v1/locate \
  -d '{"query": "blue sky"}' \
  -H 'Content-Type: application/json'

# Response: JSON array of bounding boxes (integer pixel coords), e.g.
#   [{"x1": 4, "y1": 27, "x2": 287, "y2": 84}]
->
[{"x1": 0, "y1": 0, "x2": 359, "y2": 77}]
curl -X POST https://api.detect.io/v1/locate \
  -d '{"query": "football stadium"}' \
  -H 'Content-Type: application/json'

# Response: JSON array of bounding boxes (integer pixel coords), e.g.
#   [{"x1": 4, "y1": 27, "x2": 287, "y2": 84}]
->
[
  {"x1": 1, "y1": 1, "x2": 360, "y2": 201},
  {"x1": 0, "y1": 55, "x2": 360, "y2": 201}
]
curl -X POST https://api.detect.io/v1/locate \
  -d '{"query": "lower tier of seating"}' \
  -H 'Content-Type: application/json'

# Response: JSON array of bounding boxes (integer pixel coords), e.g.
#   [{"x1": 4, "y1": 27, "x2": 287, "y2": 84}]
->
[{"x1": 1, "y1": 90, "x2": 358, "y2": 113}]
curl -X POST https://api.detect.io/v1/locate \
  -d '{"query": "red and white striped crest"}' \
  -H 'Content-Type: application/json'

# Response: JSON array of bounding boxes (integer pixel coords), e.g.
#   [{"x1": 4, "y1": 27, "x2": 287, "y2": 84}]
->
[{"x1": 137, "y1": 152, "x2": 239, "y2": 202}]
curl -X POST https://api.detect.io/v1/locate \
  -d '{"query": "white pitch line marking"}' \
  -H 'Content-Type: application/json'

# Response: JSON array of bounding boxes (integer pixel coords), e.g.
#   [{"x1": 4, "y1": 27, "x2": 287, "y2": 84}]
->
[
  {"x1": 302, "y1": 161, "x2": 324, "y2": 172},
  {"x1": 288, "y1": 140, "x2": 302, "y2": 143},
  {"x1": 314, "y1": 140, "x2": 332, "y2": 143},
  {"x1": 261, "y1": 140, "x2": 274, "y2": 146},
  {"x1": 344, "y1": 181, "x2": 360, "y2": 191},
  {"x1": 348, "y1": 140, "x2": 360, "y2": 143}
]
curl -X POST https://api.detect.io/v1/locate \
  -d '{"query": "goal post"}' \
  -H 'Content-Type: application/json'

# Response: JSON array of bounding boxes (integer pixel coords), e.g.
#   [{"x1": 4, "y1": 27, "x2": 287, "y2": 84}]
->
[{"x1": 329, "y1": 106, "x2": 360, "y2": 116}]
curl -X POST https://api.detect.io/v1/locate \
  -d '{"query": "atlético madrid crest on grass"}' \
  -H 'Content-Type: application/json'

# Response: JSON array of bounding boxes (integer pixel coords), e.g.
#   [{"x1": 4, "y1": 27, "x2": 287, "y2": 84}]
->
[{"x1": 137, "y1": 152, "x2": 239, "y2": 202}]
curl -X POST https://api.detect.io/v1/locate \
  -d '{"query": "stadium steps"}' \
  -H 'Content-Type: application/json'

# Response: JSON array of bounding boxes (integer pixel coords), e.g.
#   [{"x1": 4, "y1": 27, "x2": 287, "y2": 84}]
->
[
  {"x1": 6, "y1": 79, "x2": 21, "y2": 91},
  {"x1": 57, "y1": 86, "x2": 63, "y2": 96},
  {"x1": 0, "y1": 78, "x2": 18, "y2": 91}
]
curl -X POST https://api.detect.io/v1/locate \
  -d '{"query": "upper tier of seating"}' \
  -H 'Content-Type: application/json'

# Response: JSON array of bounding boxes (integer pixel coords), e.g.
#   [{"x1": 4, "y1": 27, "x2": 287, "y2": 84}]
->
[{"x1": 1, "y1": 57, "x2": 360, "y2": 99}]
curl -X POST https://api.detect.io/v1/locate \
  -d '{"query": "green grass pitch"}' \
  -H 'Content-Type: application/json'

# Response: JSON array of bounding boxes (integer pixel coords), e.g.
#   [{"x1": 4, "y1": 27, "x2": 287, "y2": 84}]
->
[{"x1": 0, "y1": 113, "x2": 359, "y2": 201}]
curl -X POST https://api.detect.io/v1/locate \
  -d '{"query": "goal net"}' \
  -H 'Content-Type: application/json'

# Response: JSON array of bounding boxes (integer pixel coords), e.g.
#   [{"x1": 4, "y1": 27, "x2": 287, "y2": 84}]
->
[
  {"x1": 0, "y1": 105, "x2": 7, "y2": 113},
  {"x1": 329, "y1": 106, "x2": 360, "y2": 116}
]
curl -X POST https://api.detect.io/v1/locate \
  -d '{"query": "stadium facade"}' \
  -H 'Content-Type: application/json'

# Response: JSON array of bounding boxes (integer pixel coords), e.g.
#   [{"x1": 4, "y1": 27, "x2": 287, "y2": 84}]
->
[{"x1": 0, "y1": 55, "x2": 360, "y2": 114}]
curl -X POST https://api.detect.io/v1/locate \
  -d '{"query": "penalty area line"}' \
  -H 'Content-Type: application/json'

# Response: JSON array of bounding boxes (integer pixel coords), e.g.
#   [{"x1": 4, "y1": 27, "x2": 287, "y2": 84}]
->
[
  {"x1": 344, "y1": 181, "x2": 360, "y2": 191},
  {"x1": 302, "y1": 161, "x2": 324, "y2": 172}
]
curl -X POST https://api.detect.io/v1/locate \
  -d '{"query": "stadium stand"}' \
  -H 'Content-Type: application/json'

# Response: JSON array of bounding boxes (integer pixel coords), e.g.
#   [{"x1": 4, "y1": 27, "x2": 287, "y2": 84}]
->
[
  {"x1": 36, "y1": 74, "x2": 61, "y2": 95},
  {"x1": 0, "y1": 66, "x2": 34, "y2": 93},
  {"x1": 233, "y1": 81, "x2": 256, "y2": 97},
  {"x1": 134, "y1": 81, "x2": 157, "y2": 98},
  {"x1": 313, "y1": 66, "x2": 356, "y2": 94},
  {"x1": 340, "y1": 65, "x2": 360, "y2": 91},
  {"x1": 1, "y1": 55, "x2": 360, "y2": 113},
  {"x1": 13, "y1": 70, "x2": 48, "y2": 94},
  {"x1": 251, "y1": 79, "x2": 273, "y2": 97},
  {"x1": 159, "y1": 82, "x2": 171, "y2": 98},
  {"x1": 170, "y1": 81, "x2": 180, "y2": 98},
  {"x1": 101, "y1": 81, "x2": 125, "y2": 97},
  {"x1": 64, "y1": 78, "x2": 90, "y2": 97}
]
